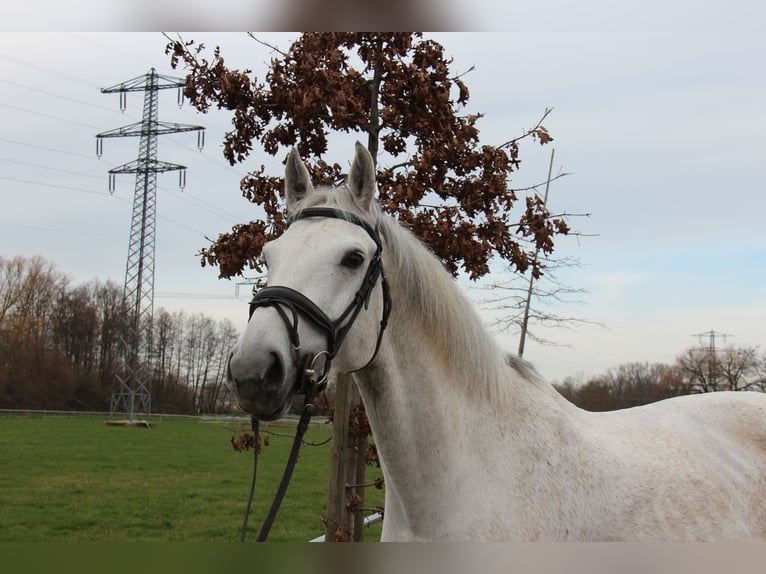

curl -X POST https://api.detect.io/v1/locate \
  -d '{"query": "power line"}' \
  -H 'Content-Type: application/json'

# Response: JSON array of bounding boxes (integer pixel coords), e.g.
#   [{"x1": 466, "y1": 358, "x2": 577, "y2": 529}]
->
[
  {"x1": 65, "y1": 33, "x2": 164, "y2": 71},
  {"x1": 0, "y1": 102, "x2": 103, "y2": 130},
  {"x1": 0, "y1": 175, "x2": 117, "y2": 197},
  {"x1": 0, "y1": 175, "x2": 210, "y2": 238},
  {"x1": 0, "y1": 136, "x2": 111, "y2": 161},
  {"x1": 6, "y1": 34, "x2": 215, "y2": 131},
  {"x1": 0, "y1": 156, "x2": 105, "y2": 179},
  {"x1": 159, "y1": 185, "x2": 243, "y2": 224},
  {"x1": 0, "y1": 52, "x2": 101, "y2": 88},
  {"x1": 0, "y1": 156, "x2": 240, "y2": 225},
  {"x1": 0, "y1": 78, "x2": 123, "y2": 114},
  {"x1": 0, "y1": 221, "x2": 203, "y2": 245},
  {"x1": 154, "y1": 211, "x2": 208, "y2": 237}
]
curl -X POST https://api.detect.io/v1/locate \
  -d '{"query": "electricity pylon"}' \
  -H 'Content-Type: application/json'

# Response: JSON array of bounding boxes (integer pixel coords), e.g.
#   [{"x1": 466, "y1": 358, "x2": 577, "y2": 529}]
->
[
  {"x1": 691, "y1": 329, "x2": 733, "y2": 391},
  {"x1": 96, "y1": 68, "x2": 205, "y2": 421}
]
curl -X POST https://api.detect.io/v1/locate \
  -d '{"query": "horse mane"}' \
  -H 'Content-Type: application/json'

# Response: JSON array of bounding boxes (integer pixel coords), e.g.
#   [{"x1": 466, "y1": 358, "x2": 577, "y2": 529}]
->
[{"x1": 295, "y1": 185, "x2": 541, "y2": 406}]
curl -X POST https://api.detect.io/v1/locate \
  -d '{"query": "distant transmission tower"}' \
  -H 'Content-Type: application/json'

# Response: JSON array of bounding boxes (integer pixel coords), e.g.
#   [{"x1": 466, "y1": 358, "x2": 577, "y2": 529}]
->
[
  {"x1": 692, "y1": 329, "x2": 733, "y2": 391},
  {"x1": 96, "y1": 68, "x2": 205, "y2": 421}
]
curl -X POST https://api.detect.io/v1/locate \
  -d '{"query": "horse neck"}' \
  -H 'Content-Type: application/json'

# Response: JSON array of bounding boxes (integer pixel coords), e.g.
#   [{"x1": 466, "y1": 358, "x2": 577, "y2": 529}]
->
[
  {"x1": 352, "y1": 223, "x2": 584, "y2": 538},
  {"x1": 357, "y1": 223, "x2": 570, "y2": 473},
  {"x1": 366, "y1": 217, "x2": 519, "y2": 409}
]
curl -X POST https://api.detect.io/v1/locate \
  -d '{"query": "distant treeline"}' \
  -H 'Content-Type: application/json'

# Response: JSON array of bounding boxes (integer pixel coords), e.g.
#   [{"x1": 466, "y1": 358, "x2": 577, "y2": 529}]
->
[
  {"x1": 0, "y1": 255, "x2": 239, "y2": 414},
  {"x1": 2, "y1": 255, "x2": 764, "y2": 415},
  {"x1": 555, "y1": 346, "x2": 766, "y2": 412}
]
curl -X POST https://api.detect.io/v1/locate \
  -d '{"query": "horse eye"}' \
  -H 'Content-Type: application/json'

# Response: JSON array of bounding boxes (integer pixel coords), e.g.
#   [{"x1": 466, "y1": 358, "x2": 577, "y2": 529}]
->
[{"x1": 341, "y1": 251, "x2": 365, "y2": 270}]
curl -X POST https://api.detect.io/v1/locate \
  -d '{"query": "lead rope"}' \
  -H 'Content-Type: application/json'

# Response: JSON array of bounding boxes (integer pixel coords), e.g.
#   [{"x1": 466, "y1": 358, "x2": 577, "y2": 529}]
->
[
  {"x1": 240, "y1": 415, "x2": 259, "y2": 542},
  {"x1": 240, "y1": 374, "x2": 323, "y2": 542}
]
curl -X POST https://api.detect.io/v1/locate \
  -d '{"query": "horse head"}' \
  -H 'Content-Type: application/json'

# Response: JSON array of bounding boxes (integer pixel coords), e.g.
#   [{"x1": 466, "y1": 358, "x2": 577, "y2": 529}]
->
[{"x1": 226, "y1": 142, "x2": 390, "y2": 420}]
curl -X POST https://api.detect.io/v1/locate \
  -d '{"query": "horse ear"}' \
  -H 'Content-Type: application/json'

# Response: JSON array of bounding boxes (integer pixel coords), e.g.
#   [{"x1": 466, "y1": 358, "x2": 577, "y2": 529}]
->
[
  {"x1": 348, "y1": 141, "x2": 377, "y2": 211},
  {"x1": 284, "y1": 148, "x2": 314, "y2": 213}
]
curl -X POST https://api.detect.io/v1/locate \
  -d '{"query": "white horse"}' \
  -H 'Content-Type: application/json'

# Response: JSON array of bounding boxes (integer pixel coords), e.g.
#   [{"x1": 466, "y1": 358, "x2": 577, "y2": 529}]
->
[{"x1": 227, "y1": 142, "x2": 766, "y2": 541}]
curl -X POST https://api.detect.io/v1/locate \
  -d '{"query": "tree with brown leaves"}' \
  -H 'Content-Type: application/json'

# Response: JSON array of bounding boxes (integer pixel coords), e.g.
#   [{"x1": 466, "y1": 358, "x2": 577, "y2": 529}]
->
[
  {"x1": 166, "y1": 32, "x2": 566, "y2": 282},
  {"x1": 167, "y1": 32, "x2": 567, "y2": 542}
]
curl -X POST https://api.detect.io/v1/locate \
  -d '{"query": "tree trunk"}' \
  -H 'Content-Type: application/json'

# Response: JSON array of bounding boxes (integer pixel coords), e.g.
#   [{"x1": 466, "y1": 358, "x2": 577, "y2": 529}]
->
[{"x1": 324, "y1": 372, "x2": 364, "y2": 541}]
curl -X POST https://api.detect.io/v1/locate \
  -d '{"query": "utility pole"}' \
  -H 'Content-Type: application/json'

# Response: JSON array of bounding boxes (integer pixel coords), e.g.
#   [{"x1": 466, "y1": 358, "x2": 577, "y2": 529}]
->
[
  {"x1": 691, "y1": 329, "x2": 732, "y2": 392},
  {"x1": 518, "y1": 148, "x2": 555, "y2": 358},
  {"x1": 97, "y1": 68, "x2": 205, "y2": 422}
]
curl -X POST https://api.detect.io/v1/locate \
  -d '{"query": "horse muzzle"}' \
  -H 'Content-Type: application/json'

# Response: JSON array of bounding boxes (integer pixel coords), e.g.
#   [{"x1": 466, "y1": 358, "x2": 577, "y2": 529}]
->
[{"x1": 227, "y1": 347, "x2": 295, "y2": 420}]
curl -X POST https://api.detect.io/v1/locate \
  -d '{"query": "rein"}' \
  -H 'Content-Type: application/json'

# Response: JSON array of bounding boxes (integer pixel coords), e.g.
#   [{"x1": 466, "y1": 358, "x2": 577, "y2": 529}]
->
[
  {"x1": 240, "y1": 375, "x2": 323, "y2": 542},
  {"x1": 239, "y1": 207, "x2": 392, "y2": 542}
]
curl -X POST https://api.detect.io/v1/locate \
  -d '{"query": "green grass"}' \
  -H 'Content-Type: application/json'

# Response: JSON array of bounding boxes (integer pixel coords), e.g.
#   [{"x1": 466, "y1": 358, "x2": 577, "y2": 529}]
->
[{"x1": 0, "y1": 414, "x2": 383, "y2": 542}]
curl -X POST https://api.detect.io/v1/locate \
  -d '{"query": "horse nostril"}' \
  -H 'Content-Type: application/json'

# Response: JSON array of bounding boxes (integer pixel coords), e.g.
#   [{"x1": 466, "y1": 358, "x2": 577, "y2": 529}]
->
[{"x1": 264, "y1": 352, "x2": 284, "y2": 387}]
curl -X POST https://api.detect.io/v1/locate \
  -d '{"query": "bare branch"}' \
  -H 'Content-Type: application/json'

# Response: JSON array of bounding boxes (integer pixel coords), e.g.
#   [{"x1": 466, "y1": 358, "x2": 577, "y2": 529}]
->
[
  {"x1": 451, "y1": 64, "x2": 476, "y2": 81},
  {"x1": 509, "y1": 170, "x2": 571, "y2": 194},
  {"x1": 496, "y1": 107, "x2": 554, "y2": 150},
  {"x1": 475, "y1": 253, "x2": 604, "y2": 349},
  {"x1": 246, "y1": 33, "x2": 289, "y2": 57},
  {"x1": 379, "y1": 159, "x2": 415, "y2": 175}
]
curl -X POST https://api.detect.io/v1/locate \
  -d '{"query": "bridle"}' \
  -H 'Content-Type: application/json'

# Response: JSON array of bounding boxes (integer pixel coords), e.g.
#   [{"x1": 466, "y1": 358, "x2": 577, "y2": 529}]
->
[
  {"x1": 240, "y1": 206, "x2": 392, "y2": 542},
  {"x1": 248, "y1": 207, "x2": 392, "y2": 393}
]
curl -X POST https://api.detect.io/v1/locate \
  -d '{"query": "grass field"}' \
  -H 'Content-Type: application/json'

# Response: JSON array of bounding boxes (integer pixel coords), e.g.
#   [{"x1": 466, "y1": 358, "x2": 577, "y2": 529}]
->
[{"x1": 0, "y1": 414, "x2": 384, "y2": 542}]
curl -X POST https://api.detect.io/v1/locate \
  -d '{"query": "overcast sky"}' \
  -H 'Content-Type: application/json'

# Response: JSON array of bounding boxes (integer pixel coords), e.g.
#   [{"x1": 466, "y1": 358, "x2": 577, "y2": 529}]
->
[{"x1": 1, "y1": 23, "x2": 764, "y2": 382}]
